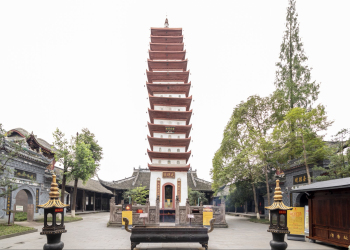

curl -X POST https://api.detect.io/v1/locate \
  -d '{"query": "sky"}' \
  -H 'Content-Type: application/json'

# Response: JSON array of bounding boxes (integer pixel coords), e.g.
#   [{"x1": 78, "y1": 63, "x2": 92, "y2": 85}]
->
[{"x1": 1, "y1": 1, "x2": 349, "y2": 182}]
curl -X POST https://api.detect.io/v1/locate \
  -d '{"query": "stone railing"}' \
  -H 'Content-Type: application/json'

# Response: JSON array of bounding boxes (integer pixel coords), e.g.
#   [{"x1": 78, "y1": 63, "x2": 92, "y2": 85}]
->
[
  {"x1": 109, "y1": 196, "x2": 227, "y2": 228},
  {"x1": 176, "y1": 197, "x2": 227, "y2": 227}
]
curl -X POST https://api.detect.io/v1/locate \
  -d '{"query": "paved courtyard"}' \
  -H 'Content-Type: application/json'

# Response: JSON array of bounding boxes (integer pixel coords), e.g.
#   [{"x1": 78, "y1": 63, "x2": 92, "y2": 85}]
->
[{"x1": 0, "y1": 213, "x2": 343, "y2": 249}]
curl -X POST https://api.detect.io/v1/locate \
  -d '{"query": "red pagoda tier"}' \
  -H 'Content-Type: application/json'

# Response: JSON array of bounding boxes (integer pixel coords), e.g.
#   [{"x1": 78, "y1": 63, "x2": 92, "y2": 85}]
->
[{"x1": 146, "y1": 22, "x2": 193, "y2": 172}]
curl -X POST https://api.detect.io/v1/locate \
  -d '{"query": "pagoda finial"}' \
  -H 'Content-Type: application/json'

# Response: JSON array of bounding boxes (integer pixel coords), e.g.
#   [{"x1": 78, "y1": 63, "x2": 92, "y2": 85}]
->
[
  {"x1": 37, "y1": 174, "x2": 69, "y2": 209},
  {"x1": 273, "y1": 179, "x2": 283, "y2": 202},
  {"x1": 164, "y1": 17, "x2": 169, "y2": 28}
]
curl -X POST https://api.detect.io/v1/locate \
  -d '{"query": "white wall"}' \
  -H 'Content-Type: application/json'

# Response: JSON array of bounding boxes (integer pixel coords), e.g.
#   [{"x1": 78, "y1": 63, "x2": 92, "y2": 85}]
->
[
  {"x1": 153, "y1": 133, "x2": 186, "y2": 138},
  {"x1": 153, "y1": 93, "x2": 186, "y2": 98},
  {"x1": 154, "y1": 119, "x2": 186, "y2": 125},
  {"x1": 154, "y1": 106, "x2": 186, "y2": 111},
  {"x1": 151, "y1": 159, "x2": 186, "y2": 164},
  {"x1": 149, "y1": 171, "x2": 188, "y2": 207},
  {"x1": 153, "y1": 146, "x2": 186, "y2": 153}
]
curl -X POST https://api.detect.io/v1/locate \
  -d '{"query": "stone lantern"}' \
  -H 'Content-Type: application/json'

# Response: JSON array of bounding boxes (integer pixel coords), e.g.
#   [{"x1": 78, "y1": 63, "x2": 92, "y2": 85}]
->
[
  {"x1": 37, "y1": 174, "x2": 69, "y2": 250},
  {"x1": 265, "y1": 180, "x2": 292, "y2": 250}
]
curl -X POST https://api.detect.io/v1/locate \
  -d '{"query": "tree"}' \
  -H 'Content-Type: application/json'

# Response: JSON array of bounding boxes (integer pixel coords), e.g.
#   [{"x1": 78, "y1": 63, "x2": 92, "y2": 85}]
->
[
  {"x1": 314, "y1": 129, "x2": 350, "y2": 181},
  {"x1": 52, "y1": 128, "x2": 73, "y2": 203},
  {"x1": 273, "y1": 105, "x2": 333, "y2": 184},
  {"x1": 275, "y1": 0, "x2": 319, "y2": 110},
  {"x1": 225, "y1": 183, "x2": 253, "y2": 212},
  {"x1": 122, "y1": 185, "x2": 149, "y2": 205},
  {"x1": 211, "y1": 99, "x2": 264, "y2": 219},
  {"x1": 70, "y1": 129, "x2": 103, "y2": 217},
  {"x1": 70, "y1": 141, "x2": 97, "y2": 217},
  {"x1": 188, "y1": 188, "x2": 208, "y2": 206}
]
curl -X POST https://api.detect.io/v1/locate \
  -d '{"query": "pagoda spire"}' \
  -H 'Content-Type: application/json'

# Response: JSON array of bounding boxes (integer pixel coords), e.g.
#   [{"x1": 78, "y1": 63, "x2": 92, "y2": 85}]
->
[{"x1": 164, "y1": 17, "x2": 169, "y2": 28}]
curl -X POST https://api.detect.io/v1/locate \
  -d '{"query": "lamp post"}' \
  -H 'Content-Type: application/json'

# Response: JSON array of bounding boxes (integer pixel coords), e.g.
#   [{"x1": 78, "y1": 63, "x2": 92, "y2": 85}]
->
[
  {"x1": 198, "y1": 197, "x2": 201, "y2": 206},
  {"x1": 37, "y1": 174, "x2": 69, "y2": 250},
  {"x1": 265, "y1": 180, "x2": 292, "y2": 250}
]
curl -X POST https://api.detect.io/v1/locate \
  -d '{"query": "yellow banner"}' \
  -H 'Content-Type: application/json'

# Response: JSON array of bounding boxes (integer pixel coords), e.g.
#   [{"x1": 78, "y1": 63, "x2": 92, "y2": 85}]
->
[
  {"x1": 287, "y1": 207, "x2": 304, "y2": 235},
  {"x1": 203, "y1": 212, "x2": 213, "y2": 226},
  {"x1": 122, "y1": 211, "x2": 133, "y2": 225}
]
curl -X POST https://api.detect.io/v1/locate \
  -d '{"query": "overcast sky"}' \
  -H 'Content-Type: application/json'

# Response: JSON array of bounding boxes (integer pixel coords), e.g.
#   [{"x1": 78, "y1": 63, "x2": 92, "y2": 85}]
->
[{"x1": 1, "y1": 1, "x2": 349, "y2": 182}]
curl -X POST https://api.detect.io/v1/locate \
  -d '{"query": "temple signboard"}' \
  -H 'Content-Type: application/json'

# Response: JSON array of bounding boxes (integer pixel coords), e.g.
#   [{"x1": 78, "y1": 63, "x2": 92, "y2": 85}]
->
[
  {"x1": 156, "y1": 178, "x2": 161, "y2": 197},
  {"x1": 177, "y1": 178, "x2": 181, "y2": 202},
  {"x1": 162, "y1": 172, "x2": 175, "y2": 178},
  {"x1": 15, "y1": 169, "x2": 36, "y2": 181},
  {"x1": 293, "y1": 173, "x2": 312, "y2": 185}
]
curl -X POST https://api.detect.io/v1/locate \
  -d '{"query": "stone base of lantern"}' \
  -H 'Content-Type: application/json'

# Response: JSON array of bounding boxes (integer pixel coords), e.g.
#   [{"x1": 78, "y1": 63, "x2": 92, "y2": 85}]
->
[
  {"x1": 43, "y1": 233, "x2": 64, "y2": 250},
  {"x1": 269, "y1": 232, "x2": 288, "y2": 250}
]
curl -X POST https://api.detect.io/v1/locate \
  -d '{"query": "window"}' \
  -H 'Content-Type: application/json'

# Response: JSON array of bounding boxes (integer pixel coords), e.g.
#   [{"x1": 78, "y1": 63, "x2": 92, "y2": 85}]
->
[
  {"x1": 161, "y1": 108, "x2": 163, "y2": 110},
  {"x1": 169, "y1": 121, "x2": 172, "y2": 124},
  {"x1": 178, "y1": 95, "x2": 181, "y2": 98},
  {"x1": 169, "y1": 108, "x2": 172, "y2": 111},
  {"x1": 168, "y1": 135, "x2": 171, "y2": 138},
  {"x1": 158, "y1": 160, "x2": 161, "y2": 164},
  {"x1": 161, "y1": 95, "x2": 163, "y2": 97},
  {"x1": 160, "y1": 135, "x2": 163, "y2": 138},
  {"x1": 177, "y1": 136, "x2": 180, "y2": 138},
  {"x1": 177, "y1": 122, "x2": 180, "y2": 125},
  {"x1": 167, "y1": 160, "x2": 171, "y2": 164},
  {"x1": 177, "y1": 161, "x2": 180, "y2": 164},
  {"x1": 168, "y1": 149, "x2": 171, "y2": 152},
  {"x1": 159, "y1": 148, "x2": 162, "y2": 152},
  {"x1": 177, "y1": 149, "x2": 180, "y2": 152},
  {"x1": 169, "y1": 95, "x2": 172, "y2": 97},
  {"x1": 178, "y1": 109, "x2": 180, "y2": 111},
  {"x1": 160, "y1": 121, "x2": 163, "y2": 124}
]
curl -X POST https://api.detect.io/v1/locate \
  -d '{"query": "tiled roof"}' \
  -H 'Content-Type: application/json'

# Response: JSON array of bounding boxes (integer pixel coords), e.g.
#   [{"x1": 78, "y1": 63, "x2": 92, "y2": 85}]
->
[
  {"x1": 99, "y1": 168, "x2": 213, "y2": 192},
  {"x1": 99, "y1": 168, "x2": 150, "y2": 190},
  {"x1": 65, "y1": 178, "x2": 113, "y2": 194}
]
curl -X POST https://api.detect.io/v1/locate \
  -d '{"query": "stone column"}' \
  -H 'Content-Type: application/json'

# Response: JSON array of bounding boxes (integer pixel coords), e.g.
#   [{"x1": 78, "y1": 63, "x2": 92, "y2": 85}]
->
[
  {"x1": 145, "y1": 198, "x2": 150, "y2": 224},
  {"x1": 186, "y1": 198, "x2": 191, "y2": 224},
  {"x1": 175, "y1": 195, "x2": 180, "y2": 225},
  {"x1": 93, "y1": 192, "x2": 96, "y2": 211},
  {"x1": 82, "y1": 190, "x2": 85, "y2": 212},
  {"x1": 109, "y1": 197, "x2": 115, "y2": 223},
  {"x1": 155, "y1": 196, "x2": 160, "y2": 224},
  {"x1": 100, "y1": 193, "x2": 102, "y2": 210},
  {"x1": 27, "y1": 204, "x2": 34, "y2": 222},
  {"x1": 221, "y1": 198, "x2": 226, "y2": 224}
]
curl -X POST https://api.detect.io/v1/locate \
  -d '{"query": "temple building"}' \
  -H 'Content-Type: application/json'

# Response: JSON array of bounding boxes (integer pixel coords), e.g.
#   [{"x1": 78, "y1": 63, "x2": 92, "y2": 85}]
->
[{"x1": 100, "y1": 19, "x2": 213, "y2": 213}]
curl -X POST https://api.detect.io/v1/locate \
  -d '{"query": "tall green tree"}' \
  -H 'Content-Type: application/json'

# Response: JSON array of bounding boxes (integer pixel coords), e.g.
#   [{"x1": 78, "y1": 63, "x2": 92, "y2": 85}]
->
[
  {"x1": 70, "y1": 141, "x2": 97, "y2": 217},
  {"x1": 273, "y1": 105, "x2": 333, "y2": 184},
  {"x1": 52, "y1": 128, "x2": 73, "y2": 203},
  {"x1": 212, "y1": 99, "x2": 264, "y2": 219},
  {"x1": 70, "y1": 129, "x2": 103, "y2": 217},
  {"x1": 314, "y1": 129, "x2": 350, "y2": 181},
  {"x1": 275, "y1": 0, "x2": 319, "y2": 110}
]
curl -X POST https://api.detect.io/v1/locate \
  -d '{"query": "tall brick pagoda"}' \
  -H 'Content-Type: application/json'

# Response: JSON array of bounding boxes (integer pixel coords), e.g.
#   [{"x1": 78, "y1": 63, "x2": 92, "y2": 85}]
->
[{"x1": 147, "y1": 18, "x2": 192, "y2": 212}]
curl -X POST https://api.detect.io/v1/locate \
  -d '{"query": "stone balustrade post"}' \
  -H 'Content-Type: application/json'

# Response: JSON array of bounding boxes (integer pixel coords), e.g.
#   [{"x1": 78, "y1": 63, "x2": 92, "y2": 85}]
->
[
  {"x1": 155, "y1": 196, "x2": 160, "y2": 224},
  {"x1": 175, "y1": 195, "x2": 180, "y2": 225}
]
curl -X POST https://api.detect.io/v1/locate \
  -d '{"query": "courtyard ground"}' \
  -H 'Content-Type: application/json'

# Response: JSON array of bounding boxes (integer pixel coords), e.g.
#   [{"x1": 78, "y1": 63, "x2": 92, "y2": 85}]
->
[{"x1": 0, "y1": 212, "x2": 344, "y2": 249}]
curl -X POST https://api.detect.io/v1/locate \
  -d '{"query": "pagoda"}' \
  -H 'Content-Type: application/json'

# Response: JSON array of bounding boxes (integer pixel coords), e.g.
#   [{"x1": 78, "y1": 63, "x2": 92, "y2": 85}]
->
[{"x1": 146, "y1": 18, "x2": 192, "y2": 212}]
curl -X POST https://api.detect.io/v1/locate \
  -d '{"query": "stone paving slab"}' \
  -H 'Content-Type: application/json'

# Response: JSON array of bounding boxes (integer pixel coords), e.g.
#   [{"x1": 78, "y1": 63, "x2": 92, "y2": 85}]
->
[{"x1": 0, "y1": 212, "x2": 344, "y2": 249}]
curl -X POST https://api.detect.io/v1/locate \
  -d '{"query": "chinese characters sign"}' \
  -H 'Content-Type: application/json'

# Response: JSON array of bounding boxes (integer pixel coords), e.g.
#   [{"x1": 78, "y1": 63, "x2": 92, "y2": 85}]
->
[
  {"x1": 36, "y1": 189, "x2": 39, "y2": 213},
  {"x1": 293, "y1": 173, "x2": 312, "y2": 185},
  {"x1": 177, "y1": 179, "x2": 181, "y2": 202},
  {"x1": 287, "y1": 207, "x2": 305, "y2": 235},
  {"x1": 156, "y1": 178, "x2": 161, "y2": 198},
  {"x1": 15, "y1": 169, "x2": 36, "y2": 180},
  {"x1": 165, "y1": 127, "x2": 175, "y2": 133},
  {"x1": 163, "y1": 171, "x2": 175, "y2": 178}
]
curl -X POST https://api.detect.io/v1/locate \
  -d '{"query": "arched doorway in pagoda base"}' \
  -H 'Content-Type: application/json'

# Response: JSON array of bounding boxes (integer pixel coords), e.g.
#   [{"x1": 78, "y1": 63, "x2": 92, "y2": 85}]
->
[{"x1": 160, "y1": 183, "x2": 175, "y2": 223}]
